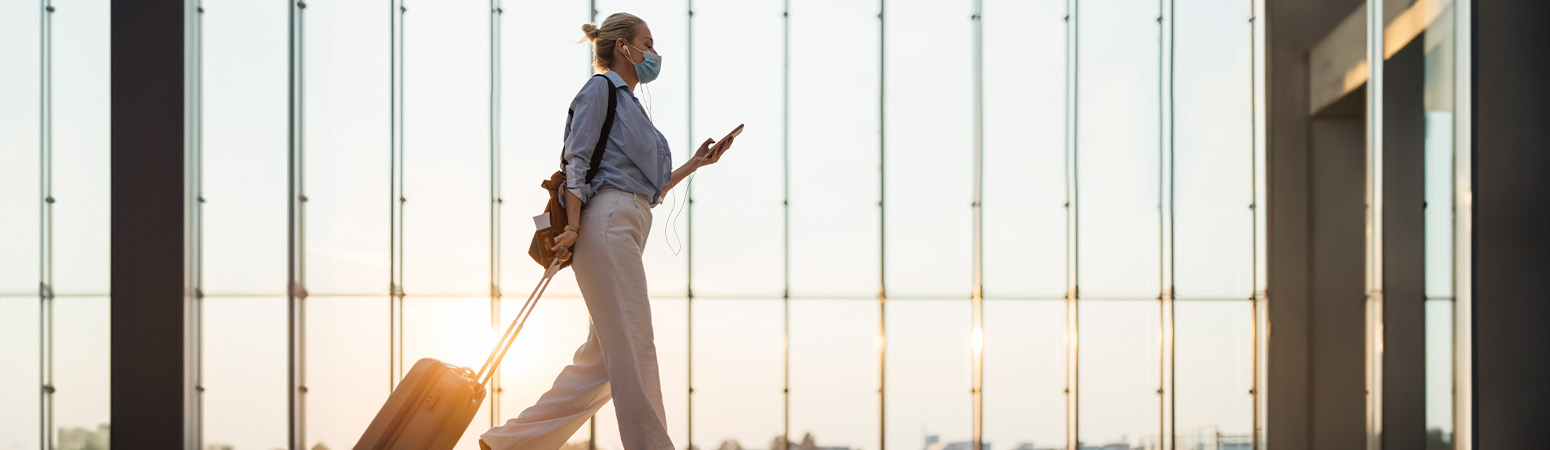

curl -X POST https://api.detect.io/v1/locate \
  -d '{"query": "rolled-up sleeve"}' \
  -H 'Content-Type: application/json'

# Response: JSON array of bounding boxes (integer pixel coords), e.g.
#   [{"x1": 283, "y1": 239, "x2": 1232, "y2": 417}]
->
[{"x1": 562, "y1": 76, "x2": 612, "y2": 205}]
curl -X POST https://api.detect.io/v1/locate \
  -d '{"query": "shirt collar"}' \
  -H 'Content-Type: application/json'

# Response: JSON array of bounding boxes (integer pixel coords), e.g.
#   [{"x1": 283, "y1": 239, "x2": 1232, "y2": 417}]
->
[{"x1": 602, "y1": 71, "x2": 628, "y2": 92}]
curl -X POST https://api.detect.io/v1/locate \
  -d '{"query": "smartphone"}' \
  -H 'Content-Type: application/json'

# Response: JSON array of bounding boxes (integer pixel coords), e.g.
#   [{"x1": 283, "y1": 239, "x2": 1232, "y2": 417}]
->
[{"x1": 711, "y1": 124, "x2": 744, "y2": 156}]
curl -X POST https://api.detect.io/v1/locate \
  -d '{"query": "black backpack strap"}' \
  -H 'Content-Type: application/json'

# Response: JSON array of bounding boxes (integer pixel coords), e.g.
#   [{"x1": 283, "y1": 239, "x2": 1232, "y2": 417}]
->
[{"x1": 563, "y1": 74, "x2": 620, "y2": 185}]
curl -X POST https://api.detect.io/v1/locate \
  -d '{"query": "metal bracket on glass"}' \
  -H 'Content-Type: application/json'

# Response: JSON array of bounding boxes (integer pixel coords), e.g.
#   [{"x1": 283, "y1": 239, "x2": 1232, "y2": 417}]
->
[{"x1": 290, "y1": 281, "x2": 308, "y2": 300}]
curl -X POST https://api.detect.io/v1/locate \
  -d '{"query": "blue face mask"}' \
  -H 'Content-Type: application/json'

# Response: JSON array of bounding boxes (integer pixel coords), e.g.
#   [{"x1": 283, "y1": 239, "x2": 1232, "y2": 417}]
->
[{"x1": 624, "y1": 44, "x2": 662, "y2": 84}]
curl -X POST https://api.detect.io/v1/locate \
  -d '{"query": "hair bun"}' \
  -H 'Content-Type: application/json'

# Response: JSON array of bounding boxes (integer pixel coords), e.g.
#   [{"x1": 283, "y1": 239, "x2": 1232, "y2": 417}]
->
[{"x1": 581, "y1": 23, "x2": 600, "y2": 41}]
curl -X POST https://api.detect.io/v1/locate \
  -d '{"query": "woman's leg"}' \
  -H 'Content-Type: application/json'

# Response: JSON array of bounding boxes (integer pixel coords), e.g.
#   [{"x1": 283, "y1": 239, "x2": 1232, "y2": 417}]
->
[
  {"x1": 479, "y1": 326, "x2": 612, "y2": 450},
  {"x1": 483, "y1": 191, "x2": 671, "y2": 450},
  {"x1": 574, "y1": 192, "x2": 673, "y2": 450}
]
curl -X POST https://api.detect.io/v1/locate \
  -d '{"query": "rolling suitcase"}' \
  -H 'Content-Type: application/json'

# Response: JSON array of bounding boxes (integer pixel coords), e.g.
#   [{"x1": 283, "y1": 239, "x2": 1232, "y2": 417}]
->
[{"x1": 354, "y1": 257, "x2": 568, "y2": 450}]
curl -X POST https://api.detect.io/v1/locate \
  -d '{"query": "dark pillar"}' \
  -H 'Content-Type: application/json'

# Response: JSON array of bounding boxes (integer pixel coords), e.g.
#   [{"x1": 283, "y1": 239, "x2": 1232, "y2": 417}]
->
[
  {"x1": 1265, "y1": 1, "x2": 1363, "y2": 447},
  {"x1": 1307, "y1": 110, "x2": 1366, "y2": 450},
  {"x1": 1381, "y1": 37, "x2": 1426, "y2": 450},
  {"x1": 1472, "y1": 0, "x2": 1550, "y2": 447},
  {"x1": 110, "y1": 1, "x2": 187, "y2": 448},
  {"x1": 1265, "y1": 6, "x2": 1314, "y2": 447}
]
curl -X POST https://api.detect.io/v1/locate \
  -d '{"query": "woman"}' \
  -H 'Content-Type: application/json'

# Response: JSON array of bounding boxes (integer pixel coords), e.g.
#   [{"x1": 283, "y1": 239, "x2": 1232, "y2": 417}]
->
[{"x1": 480, "y1": 12, "x2": 732, "y2": 450}]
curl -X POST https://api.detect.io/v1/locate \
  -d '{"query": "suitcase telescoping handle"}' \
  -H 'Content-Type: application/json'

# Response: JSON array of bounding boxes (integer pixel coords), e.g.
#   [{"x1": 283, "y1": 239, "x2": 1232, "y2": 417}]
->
[{"x1": 474, "y1": 250, "x2": 568, "y2": 386}]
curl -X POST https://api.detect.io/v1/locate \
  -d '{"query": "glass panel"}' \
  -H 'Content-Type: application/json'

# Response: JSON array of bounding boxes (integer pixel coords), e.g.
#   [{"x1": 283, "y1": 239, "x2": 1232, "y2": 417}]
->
[
  {"x1": 1173, "y1": 0, "x2": 1254, "y2": 299},
  {"x1": 790, "y1": 300, "x2": 880, "y2": 450},
  {"x1": 0, "y1": 297, "x2": 41, "y2": 450},
  {"x1": 1423, "y1": 112, "x2": 1453, "y2": 299},
  {"x1": 404, "y1": 0, "x2": 490, "y2": 296},
  {"x1": 402, "y1": 297, "x2": 494, "y2": 450},
  {"x1": 1425, "y1": 299, "x2": 1454, "y2": 448},
  {"x1": 203, "y1": 297, "x2": 288, "y2": 450},
  {"x1": 51, "y1": 0, "x2": 112, "y2": 296},
  {"x1": 1422, "y1": 5, "x2": 1456, "y2": 448},
  {"x1": 982, "y1": 0, "x2": 1067, "y2": 300},
  {"x1": 884, "y1": 300, "x2": 971, "y2": 450},
  {"x1": 592, "y1": 0, "x2": 693, "y2": 299},
  {"x1": 983, "y1": 300, "x2": 1064, "y2": 450},
  {"x1": 1422, "y1": 3, "x2": 1456, "y2": 300},
  {"x1": 53, "y1": 297, "x2": 111, "y2": 447},
  {"x1": 592, "y1": 297, "x2": 690, "y2": 450},
  {"x1": 203, "y1": 0, "x2": 290, "y2": 296},
  {"x1": 685, "y1": 0, "x2": 785, "y2": 298},
  {"x1": 306, "y1": 297, "x2": 390, "y2": 450},
  {"x1": 1076, "y1": 0, "x2": 1160, "y2": 299},
  {"x1": 787, "y1": 0, "x2": 881, "y2": 298},
  {"x1": 690, "y1": 299, "x2": 783, "y2": 450},
  {"x1": 1174, "y1": 301, "x2": 1253, "y2": 443},
  {"x1": 1077, "y1": 300, "x2": 1159, "y2": 448},
  {"x1": 498, "y1": 0, "x2": 590, "y2": 299},
  {"x1": 0, "y1": 0, "x2": 39, "y2": 295},
  {"x1": 493, "y1": 296, "x2": 594, "y2": 448},
  {"x1": 883, "y1": 0, "x2": 975, "y2": 298},
  {"x1": 303, "y1": 0, "x2": 391, "y2": 295}
]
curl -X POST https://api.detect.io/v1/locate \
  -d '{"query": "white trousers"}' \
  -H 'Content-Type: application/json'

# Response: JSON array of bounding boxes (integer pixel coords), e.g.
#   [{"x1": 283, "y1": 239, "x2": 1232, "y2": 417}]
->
[{"x1": 482, "y1": 189, "x2": 674, "y2": 450}]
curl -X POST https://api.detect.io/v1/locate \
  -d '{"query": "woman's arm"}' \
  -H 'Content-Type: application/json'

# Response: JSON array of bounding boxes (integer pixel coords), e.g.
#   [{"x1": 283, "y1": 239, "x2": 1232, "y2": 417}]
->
[
  {"x1": 554, "y1": 134, "x2": 736, "y2": 253},
  {"x1": 550, "y1": 189, "x2": 584, "y2": 255},
  {"x1": 663, "y1": 136, "x2": 735, "y2": 195}
]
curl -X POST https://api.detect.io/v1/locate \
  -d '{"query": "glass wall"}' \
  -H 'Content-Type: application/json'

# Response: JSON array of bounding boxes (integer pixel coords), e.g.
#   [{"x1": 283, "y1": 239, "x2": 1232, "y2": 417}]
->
[
  {"x1": 50, "y1": 0, "x2": 115, "y2": 440},
  {"x1": 0, "y1": 0, "x2": 116, "y2": 448},
  {"x1": 0, "y1": 0, "x2": 1277, "y2": 449},
  {"x1": 0, "y1": 2, "x2": 42, "y2": 448},
  {"x1": 1420, "y1": 0, "x2": 1460, "y2": 448}
]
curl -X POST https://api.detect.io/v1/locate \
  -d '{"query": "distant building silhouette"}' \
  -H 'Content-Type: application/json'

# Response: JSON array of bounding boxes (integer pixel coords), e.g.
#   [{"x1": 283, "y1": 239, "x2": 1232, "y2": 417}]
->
[
  {"x1": 56, "y1": 424, "x2": 110, "y2": 450},
  {"x1": 924, "y1": 434, "x2": 988, "y2": 450},
  {"x1": 1426, "y1": 428, "x2": 1454, "y2": 450}
]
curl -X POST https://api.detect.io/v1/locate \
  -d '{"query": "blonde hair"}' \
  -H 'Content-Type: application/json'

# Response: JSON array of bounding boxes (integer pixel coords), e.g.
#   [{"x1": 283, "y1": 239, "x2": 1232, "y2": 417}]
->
[{"x1": 581, "y1": 13, "x2": 646, "y2": 72}]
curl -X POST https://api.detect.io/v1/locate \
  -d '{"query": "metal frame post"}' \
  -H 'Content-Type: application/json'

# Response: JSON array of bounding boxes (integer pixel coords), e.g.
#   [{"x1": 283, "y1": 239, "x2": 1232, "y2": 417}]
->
[
  {"x1": 1365, "y1": 0, "x2": 1388, "y2": 443},
  {"x1": 184, "y1": 0, "x2": 207, "y2": 447},
  {"x1": 781, "y1": 0, "x2": 793, "y2": 449},
  {"x1": 38, "y1": 1, "x2": 55, "y2": 448},
  {"x1": 1450, "y1": 0, "x2": 1472, "y2": 446},
  {"x1": 287, "y1": 0, "x2": 309, "y2": 447},
  {"x1": 1062, "y1": 0, "x2": 1080, "y2": 447},
  {"x1": 388, "y1": 0, "x2": 409, "y2": 391},
  {"x1": 970, "y1": 0, "x2": 986, "y2": 449},
  {"x1": 1250, "y1": 0, "x2": 1269, "y2": 446},
  {"x1": 489, "y1": 0, "x2": 505, "y2": 430},
  {"x1": 1158, "y1": 0, "x2": 1177, "y2": 447},
  {"x1": 877, "y1": 1, "x2": 888, "y2": 449},
  {"x1": 585, "y1": 3, "x2": 599, "y2": 445},
  {"x1": 685, "y1": 2, "x2": 697, "y2": 448}
]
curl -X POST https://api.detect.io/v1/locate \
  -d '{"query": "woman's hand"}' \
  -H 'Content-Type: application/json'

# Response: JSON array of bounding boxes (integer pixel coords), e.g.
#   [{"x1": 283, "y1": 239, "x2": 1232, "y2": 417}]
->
[
  {"x1": 692, "y1": 136, "x2": 735, "y2": 169},
  {"x1": 551, "y1": 230, "x2": 578, "y2": 255}
]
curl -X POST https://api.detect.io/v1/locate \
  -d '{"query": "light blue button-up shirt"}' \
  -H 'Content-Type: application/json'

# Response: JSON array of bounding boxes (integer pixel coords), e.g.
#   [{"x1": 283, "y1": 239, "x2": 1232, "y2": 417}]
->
[{"x1": 561, "y1": 71, "x2": 673, "y2": 207}]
